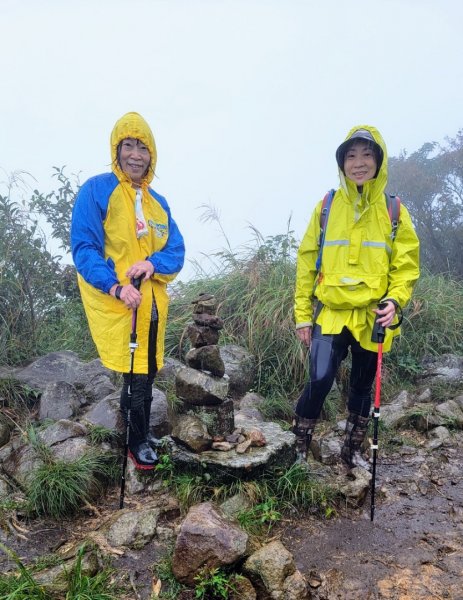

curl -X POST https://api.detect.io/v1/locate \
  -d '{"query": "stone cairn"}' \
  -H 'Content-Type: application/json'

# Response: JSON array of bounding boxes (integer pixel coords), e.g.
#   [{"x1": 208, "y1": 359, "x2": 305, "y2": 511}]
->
[{"x1": 172, "y1": 293, "x2": 266, "y2": 454}]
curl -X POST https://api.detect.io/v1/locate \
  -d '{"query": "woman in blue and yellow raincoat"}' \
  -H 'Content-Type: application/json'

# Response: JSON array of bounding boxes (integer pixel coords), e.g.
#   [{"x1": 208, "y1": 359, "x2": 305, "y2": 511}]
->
[
  {"x1": 293, "y1": 125, "x2": 419, "y2": 467},
  {"x1": 71, "y1": 112, "x2": 185, "y2": 469}
]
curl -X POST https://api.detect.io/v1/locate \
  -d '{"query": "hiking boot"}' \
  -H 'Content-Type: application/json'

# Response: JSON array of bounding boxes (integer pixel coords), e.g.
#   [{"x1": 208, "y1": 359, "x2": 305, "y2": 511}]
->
[
  {"x1": 292, "y1": 417, "x2": 317, "y2": 462},
  {"x1": 146, "y1": 432, "x2": 162, "y2": 451},
  {"x1": 128, "y1": 441, "x2": 158, "y2": 470},
  {"x1": 121, "y1": 386, "x2": 158, "y2": 470},
  {"x1": 143, "y1": 397, "x2": 161, "y2": 454},
  {"x1": 341, "y1": 413, "x2": 371, "y2": 471}
]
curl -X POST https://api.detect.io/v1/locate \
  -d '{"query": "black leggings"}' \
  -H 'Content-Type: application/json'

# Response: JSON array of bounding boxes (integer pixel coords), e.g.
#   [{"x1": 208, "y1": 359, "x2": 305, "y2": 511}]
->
[
  {"x1": 295, "y1": 325, "x2": 378, "y2": 420},
  {"x1": 120, "y1": 373, "x2": 155, "y2": 411}
]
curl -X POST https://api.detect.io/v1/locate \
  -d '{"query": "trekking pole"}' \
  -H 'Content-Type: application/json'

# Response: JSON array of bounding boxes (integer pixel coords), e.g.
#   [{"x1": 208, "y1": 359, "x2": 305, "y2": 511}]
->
[
  {"x1": 119, "y1": 277, "x2": 142, "y2": 509},
  {"x1": 370, "y1": 303, "x2": 387, "y2": 522}
]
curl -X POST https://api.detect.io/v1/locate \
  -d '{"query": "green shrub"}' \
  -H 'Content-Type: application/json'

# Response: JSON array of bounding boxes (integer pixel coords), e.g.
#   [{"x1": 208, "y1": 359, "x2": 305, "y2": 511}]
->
[
  {"x1": 194, "y1": 567, "x2": 239, "y2": 600},
  {"x1": 237, "y1": 498, "x2": 281, "y2": 535}
]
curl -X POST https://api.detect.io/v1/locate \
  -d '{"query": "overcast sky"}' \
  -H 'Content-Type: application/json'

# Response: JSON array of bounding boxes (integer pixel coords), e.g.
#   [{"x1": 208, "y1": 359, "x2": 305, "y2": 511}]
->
[{"x1": 2, "y1": 0, "x2": 462, "y2": 281}]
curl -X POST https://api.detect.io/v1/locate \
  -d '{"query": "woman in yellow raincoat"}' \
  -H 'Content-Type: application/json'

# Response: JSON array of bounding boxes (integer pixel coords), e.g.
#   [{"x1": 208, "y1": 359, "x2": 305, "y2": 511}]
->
[
  {"x1": 293, "y1": 125, "x2": 419, "y2": 467},
  {"x1": 71, "y1": 112, "x2": 185, "y2": 469}
]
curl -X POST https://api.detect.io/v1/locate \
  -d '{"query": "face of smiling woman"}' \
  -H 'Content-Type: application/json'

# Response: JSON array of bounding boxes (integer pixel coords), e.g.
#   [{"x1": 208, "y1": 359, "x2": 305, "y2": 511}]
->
[
  {"x1": 343, "y1": 140, "x2": 377, "y2": 186},
  {"x1": 118, "y1": 138, "x2": 151, "y2": 184}
]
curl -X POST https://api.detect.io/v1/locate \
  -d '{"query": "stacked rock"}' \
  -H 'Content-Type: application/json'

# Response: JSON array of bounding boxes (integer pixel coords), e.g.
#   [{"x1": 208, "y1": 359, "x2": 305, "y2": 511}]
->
[{"x1": 173, "y1": 294, "x2": 234, "y2": 450}]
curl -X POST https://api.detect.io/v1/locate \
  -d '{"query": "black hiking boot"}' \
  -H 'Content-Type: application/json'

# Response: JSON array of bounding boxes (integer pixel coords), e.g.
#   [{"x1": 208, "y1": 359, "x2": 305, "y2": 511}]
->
[
  {"x1": 341, "y1": 413, "x2": 371, "y2": 471},
  {"x1": 128, "y1": 441, "x2": 158, "y2": 470},
  {"x1": 292, "y1": 416, "x2": 317, "y2": 463},
  {"x1": 144, "y1": 397, "x2": 160, "y2": 458},
  {"x1": 120, "y1": 377, "x2": 158, "y2": 471}
]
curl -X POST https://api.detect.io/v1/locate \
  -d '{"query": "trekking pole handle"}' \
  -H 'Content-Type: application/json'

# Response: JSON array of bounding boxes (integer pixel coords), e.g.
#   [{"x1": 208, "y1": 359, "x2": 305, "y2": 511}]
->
[
  {"x1": 129, "y1": 277, "x2": 142, "y2": 346},
  {"x1": 131, "y1": 276, "x2": 142, "y2": 291},
  {"x1": 371, "y1": 302, "x2": 387, "y2": 344}
]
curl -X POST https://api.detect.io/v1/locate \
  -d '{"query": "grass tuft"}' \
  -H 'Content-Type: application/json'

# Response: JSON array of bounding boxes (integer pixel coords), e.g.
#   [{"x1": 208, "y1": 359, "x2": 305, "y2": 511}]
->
[{"x1": 26, "y1": 449, "x2": 116, "y2": 519}]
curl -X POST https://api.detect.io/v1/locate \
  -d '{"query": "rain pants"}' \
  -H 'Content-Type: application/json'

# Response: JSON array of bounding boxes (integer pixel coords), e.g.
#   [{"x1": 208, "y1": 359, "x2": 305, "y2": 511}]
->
[
  {"x1": 71, "y1": 112, "x2": 185, "y2": 373},
  {"x1": 294, "y1": 125, "x2": 420, "y2": 352}
]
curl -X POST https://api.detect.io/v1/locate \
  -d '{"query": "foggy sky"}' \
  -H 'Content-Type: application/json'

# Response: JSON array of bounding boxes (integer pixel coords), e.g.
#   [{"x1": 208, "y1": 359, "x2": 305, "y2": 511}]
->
[{"x1": 1, "y1": 0, "x2": 462, "y2": 280}]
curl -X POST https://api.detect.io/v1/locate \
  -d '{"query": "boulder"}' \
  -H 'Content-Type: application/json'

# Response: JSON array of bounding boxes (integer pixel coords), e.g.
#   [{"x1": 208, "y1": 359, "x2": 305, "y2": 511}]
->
[
  {"x1": 11, "y1": 352, "x2": 114, "y2": 401},
  {"x1": 38, "y1": 419, "x2": 88, "y2": 447},
  {"x1": 419, "y1": 353, "x2": 463, "y2": 385},
  {"x1": 187, "y1": 324, "x2": 220, "y2": 348},
  {"x1": 220, "y1": 345, "x2": 256, "y2": 397},
  {"x1": 191, "y1": 293, "x2": 217, "y2": 315},
  {"x1": 244, "y1": 540, "x2": 297, "y2": 598},
  {"x1": 172, "y1": 502, "x2": 248, "y2": 585},
  {"x1": 435, "y1": 399, "x2": 463, "y2": 428},
  {"x1": 0, "y1": 418, "x2": 11, "y2": 448},
  {"x1": 171, "y1": 414, "x2": 213, "y2": 452},
  {"x1": 169, "y1": 419, "x2": 296, "y2": 480},
  {"x1": 103, "y1": 506, "x2": 161, "y2": 548},
  {"x1": 230, "y1": 576, "x2": 257, "y2": 600},
  {"x1": 338, "y1": 467, "x2": 372, "y2": 507},
  {"x1": 33, "y1": 549, "x2": 99, "y2": 595},
  {"x1": 149, "y1": 387, "x2": 170, "y2": 437},
  {"x1": 175, "y1": 367, "x2": 229, "y2": 405},
  {"x1": 82, "y1": 387, "x2": 170, "y2": 438},
  {"x1": 381, "y1": 390, "x2": 414, "y2": 428},
  {"x1": 185, "y1": 345, "x2": 225, "y2": 377},
  {"x1": 82, "y1": 392, "x2": 121, "y2": 431},
  {"x1": 156, "y1": 357, "x2": 185, "y2": 386},
  {"x1": 426, "y1": 425, "x2": 451, "y2": 449},
  {"x1": 192, "y1": 313, "x2": 224, "y2": 330},
  {"x1": 180, "y1": 399, "x2": 234, "y2": 437},
  {"x1": 38, "y1": 381, "x2": 82, "y2": 421}
]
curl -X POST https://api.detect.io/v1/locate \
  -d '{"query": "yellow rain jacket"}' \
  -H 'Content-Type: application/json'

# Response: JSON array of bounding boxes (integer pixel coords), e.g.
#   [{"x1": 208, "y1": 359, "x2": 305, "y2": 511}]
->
[
  {"x1": 71, "y1": 112, "x2": 185, "y2": 373},
  {"x1": 294, "y1": 125, "x2": 420, "y2": 352}
]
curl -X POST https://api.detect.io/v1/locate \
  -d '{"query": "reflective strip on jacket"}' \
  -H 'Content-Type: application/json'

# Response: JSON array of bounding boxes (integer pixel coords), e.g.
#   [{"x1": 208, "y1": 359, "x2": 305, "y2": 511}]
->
[
  {"x1": 71, "y1": 112, "x2": 185, "y2": 373},
  {"x1": 294, "y1": 124, "x2": 420, "y2": 352}
]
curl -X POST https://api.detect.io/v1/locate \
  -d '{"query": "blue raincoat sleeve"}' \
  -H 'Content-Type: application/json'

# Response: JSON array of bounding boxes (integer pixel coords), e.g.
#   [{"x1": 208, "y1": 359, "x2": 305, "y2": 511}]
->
[{"x1": 71, "y1": 174, "x2": 119, "y2": 293}]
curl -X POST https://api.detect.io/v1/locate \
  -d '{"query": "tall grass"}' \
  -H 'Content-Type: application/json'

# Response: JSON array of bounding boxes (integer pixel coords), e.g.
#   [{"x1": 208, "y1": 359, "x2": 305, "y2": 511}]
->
[
  {"x1": 387, "y1": 270, "x2": 463, "y2": 384},
  {"x1": 0, "y1": 543, "x2": 119, "y2": 600},
  {"x1": 36, "y1": 298, "x2": 97, "y2": 362},
  {"x1": 0, "y1": 543, "x2": 49, "y2": 599}
]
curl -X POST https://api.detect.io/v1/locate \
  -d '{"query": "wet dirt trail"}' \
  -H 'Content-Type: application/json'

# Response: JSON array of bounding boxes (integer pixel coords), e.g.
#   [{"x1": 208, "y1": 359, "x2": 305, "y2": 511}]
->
[
  {"x1": 278, "y1": 443, "x2": 463, "y2": 599},
  {"x1": 1, "y1": 439, "x2": 463, "y2": 599}
]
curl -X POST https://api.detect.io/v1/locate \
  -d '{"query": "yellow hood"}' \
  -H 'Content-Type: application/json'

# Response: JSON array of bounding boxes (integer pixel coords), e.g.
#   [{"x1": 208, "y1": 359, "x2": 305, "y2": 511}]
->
[
  {"x1": 110, "y1": 112, "x2": 157, "y2": 185},
  {"x1": 337, "y1": 124, "x2": 388, "y2": 200}
]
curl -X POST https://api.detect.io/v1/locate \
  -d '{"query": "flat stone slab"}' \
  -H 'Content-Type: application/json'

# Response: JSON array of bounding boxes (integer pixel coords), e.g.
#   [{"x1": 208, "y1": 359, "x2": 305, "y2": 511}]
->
[{"x1": 169, "y1": 419, "x2": 296, "y2": 480}]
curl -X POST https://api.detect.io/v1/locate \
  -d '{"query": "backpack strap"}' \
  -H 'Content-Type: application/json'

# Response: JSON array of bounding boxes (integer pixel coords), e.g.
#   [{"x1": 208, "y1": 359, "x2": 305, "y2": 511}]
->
[
  {"x1": 315, "y1": 190, "x2": 399, "y2": 275},
  {"x1": 315, "y1": 189, "x2": 335, "y2": 272},
  {"x1": 385, "y1": 193, "x2": 401, "y2": 241}
]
